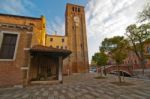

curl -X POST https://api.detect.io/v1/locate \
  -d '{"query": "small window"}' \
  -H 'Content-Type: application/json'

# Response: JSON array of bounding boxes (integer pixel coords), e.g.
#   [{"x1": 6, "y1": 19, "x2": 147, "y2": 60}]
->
[
  {"x1": 62, "y1": 38, "x2": 64, "y2": 42},
  {"x1": 72, "y1": 7, "x2": 74, "y2": 12},
  {"x1": 78, "y1": 8, "x2": 80, "y2": 12},
  {"x1": 50, "y1": 38, "x2": 53, "y2": 42},
  {"x1": 29, "y1": 23, "x2": 34, "y2": 26},
  {"x1": 43, "y1": 24, "x2": 45, "y2": 28},
  {"x1": 81, "y1": 44, "x2": 82, "y2": 48},
  {"x1": 0, "y1": 33, "x2": 18, "y2": 59},
  {"x1": 72, "y1": 26, "x2": 75, "y2": 30}
]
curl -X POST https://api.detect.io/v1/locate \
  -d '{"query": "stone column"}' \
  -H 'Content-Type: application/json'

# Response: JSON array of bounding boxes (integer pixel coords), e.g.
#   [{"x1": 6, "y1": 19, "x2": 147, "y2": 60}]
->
[{"x1": 58, "y1": 56, "x2": 63, "y2": 83}]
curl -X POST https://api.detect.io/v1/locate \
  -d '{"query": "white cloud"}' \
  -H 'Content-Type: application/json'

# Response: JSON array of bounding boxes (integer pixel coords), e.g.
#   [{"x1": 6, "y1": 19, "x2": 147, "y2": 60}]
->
[
  {"x1": 0, "y1": 0, "x2": 35, "y2": 15},
  {"x1": 85, "y1": 0, "x2": 147, "y2": 63},
  {"x1": 45, "y1": 0, "x2": 148, "y2": 63},
  {"x1": 46, "y1": 17, "x2": 65, "y2": 35},
  {"x1": 0, "y1": 0, "x2": 147, "y2": 63}
]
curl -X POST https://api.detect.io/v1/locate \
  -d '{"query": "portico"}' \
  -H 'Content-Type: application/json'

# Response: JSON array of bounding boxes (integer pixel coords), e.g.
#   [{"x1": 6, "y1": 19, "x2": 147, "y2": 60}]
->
[{"x1": 23, "y1": 45, "x2": 71, "y2": 86}]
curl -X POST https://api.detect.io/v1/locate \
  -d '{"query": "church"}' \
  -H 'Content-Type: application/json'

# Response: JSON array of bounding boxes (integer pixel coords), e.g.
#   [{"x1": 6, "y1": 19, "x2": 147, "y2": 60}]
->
[{"x1": 0, "y1": 3, "x2": 89, "y2": 87}]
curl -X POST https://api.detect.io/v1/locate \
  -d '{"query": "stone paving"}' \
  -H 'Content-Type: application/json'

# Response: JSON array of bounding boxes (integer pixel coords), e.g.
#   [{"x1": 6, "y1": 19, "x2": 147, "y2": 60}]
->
[{"x1": 0, "y1": 73, "x2": 150, "y2": 99}]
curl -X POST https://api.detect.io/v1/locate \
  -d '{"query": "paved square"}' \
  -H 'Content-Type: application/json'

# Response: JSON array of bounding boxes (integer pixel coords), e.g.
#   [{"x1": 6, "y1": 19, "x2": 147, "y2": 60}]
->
[{"x1": 0, "y1": 73, "x2": 150, "y2": 99}]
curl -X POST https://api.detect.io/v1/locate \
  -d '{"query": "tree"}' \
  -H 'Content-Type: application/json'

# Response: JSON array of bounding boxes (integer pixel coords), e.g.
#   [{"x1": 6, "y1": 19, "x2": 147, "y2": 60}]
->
[
  {"x1": 138, "y1": 2, "x2": 150, "y2": 22},
  {"x1": 92, "y1": 52, "x2": 108, "y2": 77},
  {"x1": 126, "y1": 23, "x2": 150, "y2": 75},
  {"x1": 101, "y1": 36, "x2": 129, "y2": 83}
]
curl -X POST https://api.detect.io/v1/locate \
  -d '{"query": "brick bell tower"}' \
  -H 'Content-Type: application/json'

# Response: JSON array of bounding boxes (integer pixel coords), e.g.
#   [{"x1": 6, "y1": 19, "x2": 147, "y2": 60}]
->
[{"x1": 65, "y1": 3, "x2": 89, "y2": 73}]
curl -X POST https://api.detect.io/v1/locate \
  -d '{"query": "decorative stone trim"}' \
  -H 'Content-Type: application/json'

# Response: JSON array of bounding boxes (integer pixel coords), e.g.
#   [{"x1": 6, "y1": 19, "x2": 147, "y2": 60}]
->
[
  {"x1": 24, "y1": 48, "x2": 30, "y2": 51},
  {"x1": 21, "y1": 67, "x2": 29, "y2": 70},
  {"x1": 27, "y1": 32, "x2": 33, "y2": 34},
  {"x1": 0, "y1": 22, "x2": 33, "y2": 31}
]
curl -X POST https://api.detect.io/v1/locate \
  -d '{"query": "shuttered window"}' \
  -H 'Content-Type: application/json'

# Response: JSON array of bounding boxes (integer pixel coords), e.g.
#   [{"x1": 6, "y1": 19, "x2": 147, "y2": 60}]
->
[{"x1": 0, "y1": 33, "x2": 18, "y2": 59}]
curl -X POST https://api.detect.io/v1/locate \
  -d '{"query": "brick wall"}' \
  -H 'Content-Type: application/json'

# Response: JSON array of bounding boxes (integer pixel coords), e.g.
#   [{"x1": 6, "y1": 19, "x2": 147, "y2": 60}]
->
[
  {"x1": 0, "y1": 64, "x2": 22, "y2": 87},
  {"x1": 0, "y1": 14, "x2": 44, "y2": 46},
  {"x1": 0, "y1": 14, "x2": 43, "y2": 87},
  {"x1": 0, "y1": 28, "x2": 27, "y2": 87}
]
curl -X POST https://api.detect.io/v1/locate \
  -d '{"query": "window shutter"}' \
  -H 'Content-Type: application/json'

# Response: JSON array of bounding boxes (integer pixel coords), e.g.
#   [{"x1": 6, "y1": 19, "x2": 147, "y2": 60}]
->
[{"x1": 0, "y1": 34, "x2": 17, "y2": 59}]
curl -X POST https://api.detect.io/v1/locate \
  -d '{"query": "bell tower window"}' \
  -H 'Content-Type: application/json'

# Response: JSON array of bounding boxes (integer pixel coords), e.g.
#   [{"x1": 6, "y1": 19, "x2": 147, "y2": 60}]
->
[
  {"x1": 72, "y1": 7, "x2": 75, "y2": 12},
  {"x1": 78, "y1": 8, "x2": 80, "y2": 12}
]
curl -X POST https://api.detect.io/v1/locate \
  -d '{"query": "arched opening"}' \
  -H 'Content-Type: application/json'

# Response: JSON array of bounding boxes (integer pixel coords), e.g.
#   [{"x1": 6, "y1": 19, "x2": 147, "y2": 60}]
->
[{"x1": 109, "y1": 71, "x2": 131, "y2": 77}]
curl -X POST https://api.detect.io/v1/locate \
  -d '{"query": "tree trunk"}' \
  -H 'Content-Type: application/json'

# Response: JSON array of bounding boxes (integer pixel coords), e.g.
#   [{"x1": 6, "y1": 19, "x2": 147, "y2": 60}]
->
[
  {"x1": 117, "y1": 64, "x2": 122, "y2": 83},
  {"x1": 97, "y1": 67, "x2": 102, "y2": 77},
  {"x1": 97, "y1": 67, "x2": 99, "y2": 76},
  {"x1": 104, "y1": 66, "x2": 107, "y2": 76},
  {"x1": 139, "y1": 41, "x2": 145, "y2": 76},
  {"x1": 100, "y1": 67, "x2": 103, "y2": 77},
  {"x1": 122, "y1": 71, "x2": 125, "y2": 82},
  {"x1": 140, "y1": 58, "x2": 145, "y2": 76}
]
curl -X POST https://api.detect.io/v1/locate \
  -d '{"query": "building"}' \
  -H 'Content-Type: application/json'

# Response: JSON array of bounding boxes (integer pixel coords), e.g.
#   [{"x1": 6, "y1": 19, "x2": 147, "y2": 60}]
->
[
  {"x1": 0, "y1": 13, "x2": 71, "y2": 87},
  {"x1": 46, "y1": 35, "x2": 68, "y2": 50},
  {"x1": 65, "y1": 3, "x2": 89, "y2": 73},
  {"x1": 106, "y1": 40, "x2": 150, "y2": 69},
  {"x1": 123, "y1": 41, "x2": 150, "y2": 69},
  {"x1": 0, "y1": 14, "x2": 50, "y2": 87},
  {"x1": 0, "y1": 3, "x2": 89, "y2": 87},
  {"x1": 45, "y1": 3, "x2": 89, "y2": 74}
]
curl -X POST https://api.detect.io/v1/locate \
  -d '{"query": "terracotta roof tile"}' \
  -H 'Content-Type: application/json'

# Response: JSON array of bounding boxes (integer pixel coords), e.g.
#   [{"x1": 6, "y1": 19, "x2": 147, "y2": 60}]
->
[{"x1": 30, "y1": 45, "x2": 71, "y2": 58}]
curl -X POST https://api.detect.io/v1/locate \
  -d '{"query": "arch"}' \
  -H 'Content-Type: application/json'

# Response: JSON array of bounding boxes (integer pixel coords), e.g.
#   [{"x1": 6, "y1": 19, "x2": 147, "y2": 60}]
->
[
  {"x1": 104, "y1": 65, "x2": 133, "y2": 76},
  {"x1": 109, "y1": 70, "x2": 131, "y2": 77}
]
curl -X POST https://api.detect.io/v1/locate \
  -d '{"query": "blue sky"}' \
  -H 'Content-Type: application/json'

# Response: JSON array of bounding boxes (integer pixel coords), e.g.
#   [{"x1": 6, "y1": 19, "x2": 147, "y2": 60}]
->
[
  {"x1": 0, "y1": 0, "x2": 148, "y2": 63},
  {"x1": 0, "y1": 0, "x2": 87, "y2": 25}
]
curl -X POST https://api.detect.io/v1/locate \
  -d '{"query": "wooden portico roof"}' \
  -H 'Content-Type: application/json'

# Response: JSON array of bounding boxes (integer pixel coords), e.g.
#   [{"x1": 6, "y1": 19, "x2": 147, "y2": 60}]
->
[{"x1": 30, "y1": 45, "x2": 72, "y2": 59}]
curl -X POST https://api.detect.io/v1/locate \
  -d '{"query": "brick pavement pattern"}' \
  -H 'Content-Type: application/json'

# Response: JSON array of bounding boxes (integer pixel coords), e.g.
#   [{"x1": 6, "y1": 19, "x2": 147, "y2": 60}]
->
[{"x1": 0, "y1": 73, "x2": 150, "y2": 99}]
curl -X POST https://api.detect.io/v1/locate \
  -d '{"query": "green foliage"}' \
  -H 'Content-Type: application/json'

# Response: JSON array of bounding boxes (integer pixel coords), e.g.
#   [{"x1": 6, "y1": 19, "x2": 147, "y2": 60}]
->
[
  {"x1": 111, "y1": 49, "x2": 127, "y2": 64},
  {"x1": 100, "y1": 36, "x2": 129, "y2": 65},
  {"x1": 126, "y1": 23, "x2": 150, "y2": 75},
  {"x1": 100, "y1": 36, "x2": 129, "y2": 83},
  {"x1": 92, "y1": 52, "x2": 108, "y2": 67},
  {"x1": 126, "y1": 23, "x2": 150, "y2": 59},
  {"x1": 126, "y1": 23, "x2": 150, "y2": 42}
]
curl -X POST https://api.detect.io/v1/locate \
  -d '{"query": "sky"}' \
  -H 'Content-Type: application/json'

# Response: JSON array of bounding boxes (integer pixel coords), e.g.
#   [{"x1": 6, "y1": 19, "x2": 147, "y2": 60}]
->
[{"x1": 0, "y1": 0, "x2": 148, "y2": 63}]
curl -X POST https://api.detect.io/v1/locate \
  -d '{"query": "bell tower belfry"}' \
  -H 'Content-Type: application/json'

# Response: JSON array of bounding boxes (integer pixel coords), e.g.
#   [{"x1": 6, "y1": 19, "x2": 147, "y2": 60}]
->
[{"x1": 65, "y1": 3, "x2": 89, "y2": 73}]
